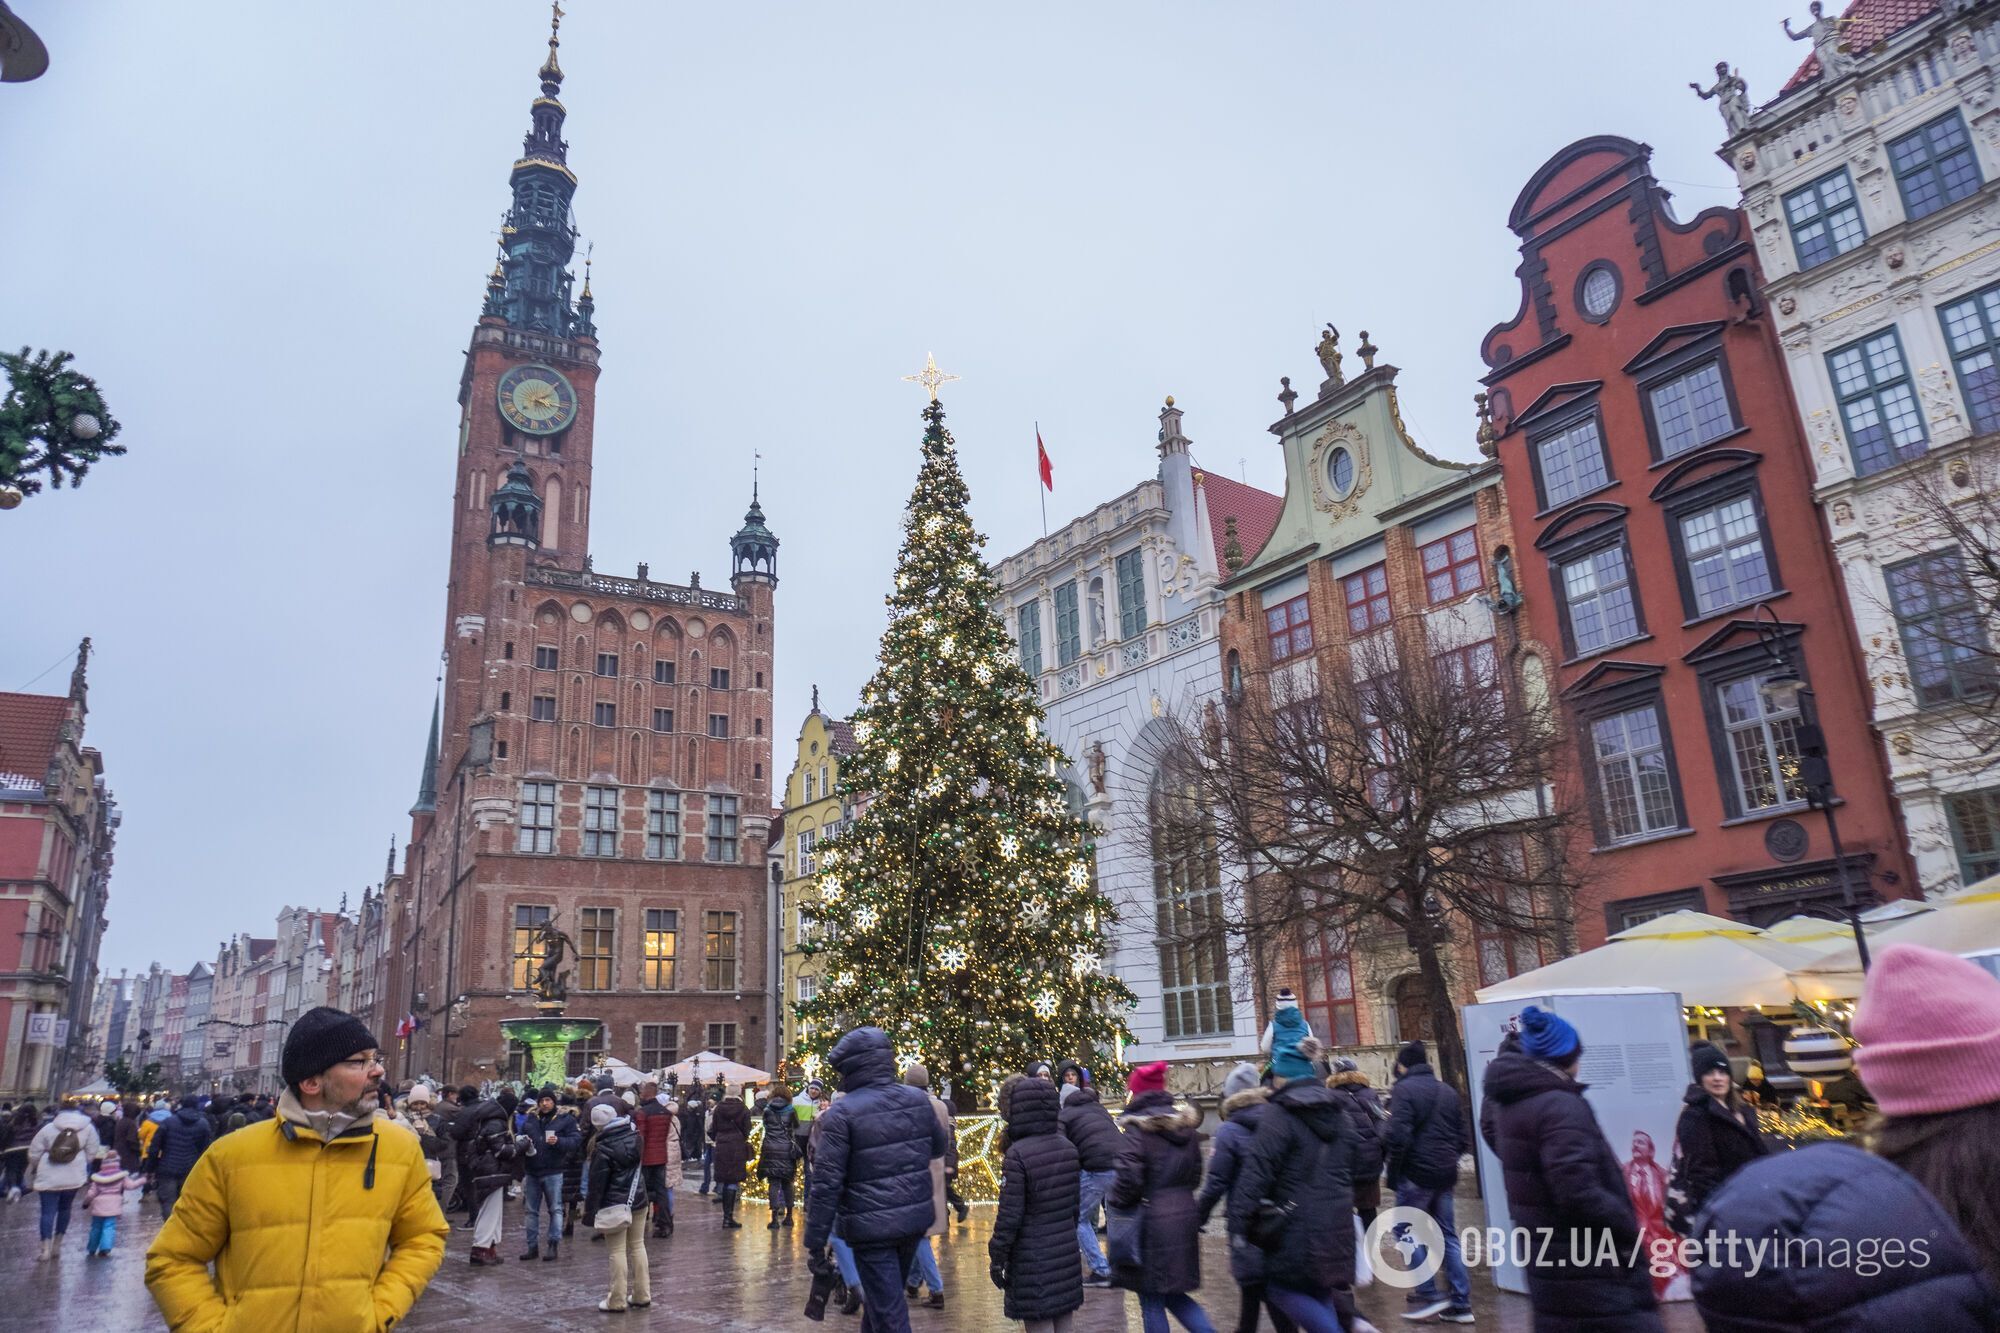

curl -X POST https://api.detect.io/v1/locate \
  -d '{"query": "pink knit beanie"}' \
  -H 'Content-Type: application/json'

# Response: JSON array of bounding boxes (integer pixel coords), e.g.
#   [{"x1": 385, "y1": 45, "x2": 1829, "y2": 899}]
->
[
  {"x1": 1852, "y1": 943, "x2": 2000, "y2": 1116},
  {"x1": 1126, "y1": 1061, "x2": 1168, "y2": 1096}
]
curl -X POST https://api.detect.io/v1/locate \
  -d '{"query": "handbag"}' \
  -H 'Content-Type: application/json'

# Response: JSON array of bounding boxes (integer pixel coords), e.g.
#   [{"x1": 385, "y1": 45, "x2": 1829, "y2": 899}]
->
[
  {"x1": 1106, "y1": 1203, "x2": 1145, "y2": 1269},
  {"x1": 593, "y1": 1203, "x2": 633, "y2": 1230}
]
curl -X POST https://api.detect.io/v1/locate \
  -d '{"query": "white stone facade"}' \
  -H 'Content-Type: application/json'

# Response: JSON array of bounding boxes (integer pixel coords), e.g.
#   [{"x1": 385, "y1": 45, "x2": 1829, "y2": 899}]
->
[
  {"x1": 992, "y1": 400, "x2": 1276, "y2": 1089},
  {"x1": 1737, "y1": 4, "x2": 2000, "y2": 895}
]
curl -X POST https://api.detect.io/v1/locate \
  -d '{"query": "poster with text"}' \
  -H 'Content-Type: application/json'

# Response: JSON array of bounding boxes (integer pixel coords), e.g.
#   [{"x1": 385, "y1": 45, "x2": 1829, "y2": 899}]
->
[{"x1": 1464, "y1": 991, "x2": 1691, "y2": 1301}]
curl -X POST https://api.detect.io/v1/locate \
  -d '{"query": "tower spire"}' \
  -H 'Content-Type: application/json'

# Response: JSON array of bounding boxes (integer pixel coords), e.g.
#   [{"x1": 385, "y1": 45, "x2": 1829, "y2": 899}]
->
[
  {"x1": 411, "y1": 692, "x2": 441, "y2": 816},
  {"x1": 490, "y1": 0, "x2": 583, "y2": 335}
]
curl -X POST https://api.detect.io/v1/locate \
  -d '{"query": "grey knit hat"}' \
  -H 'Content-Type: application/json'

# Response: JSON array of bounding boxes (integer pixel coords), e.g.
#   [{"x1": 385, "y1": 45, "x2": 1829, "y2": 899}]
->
[{"x1": 1222, "y1": 1061, "x2": 1261, "y2": 1099}]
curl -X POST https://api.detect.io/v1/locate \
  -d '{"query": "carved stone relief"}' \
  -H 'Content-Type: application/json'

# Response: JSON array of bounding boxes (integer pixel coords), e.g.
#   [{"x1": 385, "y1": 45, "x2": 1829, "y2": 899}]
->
[
  {"x1": 1308, "y1": 420, "x2": 1372, "y2": 520},
  {"x1": 1919, "y1": 364, "x2": 1965, "y2": 436},
  {"x1": 1807, "y1": 409, "x2": 1844, "y2": 467}
]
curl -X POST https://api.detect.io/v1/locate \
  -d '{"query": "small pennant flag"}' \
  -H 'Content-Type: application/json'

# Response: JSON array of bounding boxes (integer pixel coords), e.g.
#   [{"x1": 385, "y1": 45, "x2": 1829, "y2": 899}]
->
[{"x1": 1036, "y1": 429, "x2": 1054, "y2": 491}]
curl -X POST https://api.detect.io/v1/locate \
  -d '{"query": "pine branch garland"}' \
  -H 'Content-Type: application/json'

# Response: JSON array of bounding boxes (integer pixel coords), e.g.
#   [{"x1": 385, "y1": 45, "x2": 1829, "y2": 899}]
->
[{"x1": 0, "y1": 347, "x2": 126, "y2": 500}]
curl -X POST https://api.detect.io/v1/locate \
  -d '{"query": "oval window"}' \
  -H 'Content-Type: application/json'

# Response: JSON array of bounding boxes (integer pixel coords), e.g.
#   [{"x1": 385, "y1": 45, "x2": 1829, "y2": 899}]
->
[
  {"x1": 1580, "y1": 265, "x2": 1619, "y2": 320},
  {"x1": 1327, "y1": 446, "x2": 1355, "y2": 497}
]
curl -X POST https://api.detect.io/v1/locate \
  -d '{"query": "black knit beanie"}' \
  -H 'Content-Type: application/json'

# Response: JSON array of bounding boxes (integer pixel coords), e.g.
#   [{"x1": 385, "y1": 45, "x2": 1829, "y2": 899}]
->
[
  {"x1": 1690, "y1": 1042, "x2": 1731, "y2": 1081},
  {"x1": 1396, "y1": 1040, "x2": 1428, "y2": 1071},
  {"x1": 496, "y1": 1087, "x2": 519, "y2": 1112},
  {"x1": 281, "y1": 1007, "x2": 378, "y2": 1089}
]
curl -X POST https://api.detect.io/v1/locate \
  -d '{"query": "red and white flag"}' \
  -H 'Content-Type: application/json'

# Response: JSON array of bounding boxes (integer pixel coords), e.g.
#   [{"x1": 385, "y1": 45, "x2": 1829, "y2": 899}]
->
[{"x1": 1036, "y1": 429, "x2": 1054, "y2": 491}]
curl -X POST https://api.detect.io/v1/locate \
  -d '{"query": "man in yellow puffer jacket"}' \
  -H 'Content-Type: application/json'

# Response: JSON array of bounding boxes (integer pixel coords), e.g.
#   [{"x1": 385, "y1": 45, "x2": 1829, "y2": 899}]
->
[{"x1": 144, "y1": 1007, "x2": 448, "y2": 1332}]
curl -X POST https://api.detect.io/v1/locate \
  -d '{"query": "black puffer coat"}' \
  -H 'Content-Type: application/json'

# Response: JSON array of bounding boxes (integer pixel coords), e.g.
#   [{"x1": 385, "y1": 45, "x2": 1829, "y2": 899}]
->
[
  {"x1": 1384, "y1": 1061, "x2": 1465, "y2": 1191},
  {"x1": 1484, "y1": 1050, "x2": 1663, "y2": 1332},
  {"x1": 1670, "y1": 1084, "x2": 1767, "y2": 1222},
  {"x1": 1057, "y1": 1084, "x2": 1123, "y2": 1172},
  {"x1": 1692, "y1": 1143, "x2": 2000, "y2": 1332},
  {"x1": 990, "y1": 1077, "x2": 1083, "y2": 1323},
  {"x1": 679, "y1": 1097, "x2": 705, "y2": 1158},
  {"x1": 1108, "y1": 1090, "x2": 1204, "y2": 1296},
  {"x1": 584, "y1": 1116, "x2": 644, "y2": 1225},
  {"x1": 114, "y1": 1112, "x2": 144, "y2": 1174},
  {"x1": 803, "y1": 1026, "x2": 949, "y2": 1251},
  {"x1": 454, "y1": 1095, "x2": 523, "y2": 1210},
  {"x1": 1195, "y1": 1085, "x2": 1275, "y2": 1284},
  {"x1": 1228, "y1": 1080, "x2": 1355, "y2": 1298},
  {"x1": 709, "y1": 1097, "x2": 752, "y2": 1185},
  {"x1": 1328, "y1": 1070, "x2": 1386, "y2": 1187},
  {"x1": 758, "y1": 1100, "x2": 801, "y2": 1182}
]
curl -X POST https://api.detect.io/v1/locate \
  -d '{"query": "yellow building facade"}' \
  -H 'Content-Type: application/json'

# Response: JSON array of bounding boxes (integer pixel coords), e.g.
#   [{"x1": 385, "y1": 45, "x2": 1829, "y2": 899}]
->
[{"x1": 775, "y1": 697, "x2": 854, "y2": 1069}]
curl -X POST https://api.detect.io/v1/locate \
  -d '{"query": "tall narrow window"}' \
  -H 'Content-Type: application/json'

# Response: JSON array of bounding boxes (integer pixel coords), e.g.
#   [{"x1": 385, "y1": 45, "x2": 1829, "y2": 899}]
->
[
  {"x1": 1890, "y1": 112, "x2": 1982, "y2": 221},
  {"x1": 1678, "y1": 495, "x2": 1775, "y2": 615},
  {"x1": 1887, "y1": 550, "x2": 1995, "y2": 705},
  {"x1": 709, "y1": 668, "x2": 731, "y2": 690},
  {"x1": 1299, "y1": 916, "x2": 1360, "y2": 1047},
  {"x1": 1343, "y1": 564, "x2": 1392, "y2": 633},
  {"x1": 593, "y1": 701, "x2": 616, "y2": 727},
  {"x1": 1648, "y1": 362, "x2": 1737, "y2": 457},
  {"x1": 1940, "y1": 284, "x2": 2000, "y2": 434},
  {"x1": 707, "y1": 713, "x2": 729, "y2": 738},
  {"x1": 796, "y1": 827, "x2": 817, "y2": 876},
  {"x1": 1017, "y1": 599, "x2": 1043, "y2": 676},
  {"x1": 1532, "y1": 416, "x2": 1611, "y2": 508},
  {"x1": 1266, "y1": 593, "x2": 1312, "y2": 662},
  {"x1": 1558, "y1": 543, "x2": 1641, "y2": 655},
  {"x1": 1947, "y1": 788, "x2": 2000, "y2": 885},
  {"x1": 1418, "y1": 529, "x2": 1483, "y2": 604},
  {"x1": 1149, "y1": 776, "x2": 1234, "y2": 1039},
  {"x1": 645, "y1": 790, "x2": 680, "y2": 859},
  {"x1": 1591, "y1": 704, "x2": 1681, "y2": 843},
  {"x1": 582, "y1": 785, "x2": 619, "y2": 857},
  {"x1": 534, "y1": 645, "x2": 559, "y2": 670},
  {"x1": 1715, "y1": 673, "x2": 1804, "y2": 814},
  {"x1": 708, "y1": 795, "x2": 739, "y2": 862},
  {"x1": 1783, "y1": 170, "x2": 1866, "y2": 269},
  {"x1": 1116, "y1": 547, "x2": 1147, "y2": 639},
  {"x1": 1829, "y1": 329, "x2": 1928, "y2": 475},
  {"x1": 532, "y1": 695, "x2": 557, "y2": 721},
  {"x1": 652, "y1": 707, "x2": 674, "y2": 732},
  {"x1": 706, "y1": 1022, "x2": 738, "y2": 1060},
  {"x1": 639, "y1": 1023, "x2": 680, "y2": 1070},
  {"x1": 1473, "y1": 839, "x2": 1544, "y2": 987},
  {"x1": 704, "y1": 911, "x2": 739, "y2": 990},
  {"x1": 595, "y1": 652, "x2": 619, "y2": 677},
  {"x1": 1053, "y1": 582, "x2": 1082, "y2": 666},
  {"x1": 575, "y1": 907, "x2": 614, "y2": 991},
  {"x1": 796, "y1": 974, "x2": 818, "y2": 1003},
  {"x1": 653, "y1": 659, "x2": 676, "y2": 684},
  {"x1": 642, "y1": 908, "x2": 678, "y2": 989},
  {"x1": 511, "y1": 904, "x2": 553, "y2": 989},
  {"x1": 517, "y1": 781, "x2": 556, "y2": 853}
]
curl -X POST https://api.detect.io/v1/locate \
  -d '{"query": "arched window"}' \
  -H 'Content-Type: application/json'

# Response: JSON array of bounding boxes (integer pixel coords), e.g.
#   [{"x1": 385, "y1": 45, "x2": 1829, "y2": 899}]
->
[{"x1": 1149, "y1": 773, "x2": 1234, "y2": 1040}]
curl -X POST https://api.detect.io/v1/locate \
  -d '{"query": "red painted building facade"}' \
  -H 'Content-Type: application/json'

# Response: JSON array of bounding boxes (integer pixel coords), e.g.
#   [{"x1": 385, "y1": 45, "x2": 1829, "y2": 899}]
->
[{"x1": 1481, "y1": 136, "x2": 1915, "y2": 944}]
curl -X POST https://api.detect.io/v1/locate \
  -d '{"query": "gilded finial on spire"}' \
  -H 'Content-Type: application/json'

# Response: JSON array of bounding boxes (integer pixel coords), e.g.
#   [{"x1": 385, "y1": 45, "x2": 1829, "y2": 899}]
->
[
  {"x1": 580, "y1": 241, "x2": 593, "y2": 300},
  {"x1": 539, "y1": 0, "x2": 565, "y2": 93}
]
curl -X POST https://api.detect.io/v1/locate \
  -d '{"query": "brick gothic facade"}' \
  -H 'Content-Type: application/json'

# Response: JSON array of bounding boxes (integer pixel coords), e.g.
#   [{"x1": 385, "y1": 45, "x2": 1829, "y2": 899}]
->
[
  {"x1": 387, "y1": 21, "x2": 777, "y2": 1087},
  {"x1": 1480, "y1": 136, "x2": 1916, "y2": 945}
]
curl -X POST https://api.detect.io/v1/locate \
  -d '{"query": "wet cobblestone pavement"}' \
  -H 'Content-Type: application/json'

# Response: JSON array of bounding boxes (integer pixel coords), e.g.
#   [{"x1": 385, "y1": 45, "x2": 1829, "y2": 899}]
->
[{"x1": 0, "y1": 1184, "x2": 1706, "y2": 1330}]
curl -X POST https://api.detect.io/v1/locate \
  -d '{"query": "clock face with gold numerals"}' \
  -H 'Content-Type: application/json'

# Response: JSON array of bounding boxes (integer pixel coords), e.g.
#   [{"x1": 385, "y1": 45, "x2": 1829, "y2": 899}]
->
[{"x1": 497, "y1": 363, "x2": 578, "y2": 436}]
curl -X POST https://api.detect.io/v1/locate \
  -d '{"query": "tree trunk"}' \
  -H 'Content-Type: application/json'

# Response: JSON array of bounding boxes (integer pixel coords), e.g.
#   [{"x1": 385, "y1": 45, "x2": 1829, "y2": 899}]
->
[{"x1": 1410, "y1": 923, "x2": 1468, "y2": 1097}]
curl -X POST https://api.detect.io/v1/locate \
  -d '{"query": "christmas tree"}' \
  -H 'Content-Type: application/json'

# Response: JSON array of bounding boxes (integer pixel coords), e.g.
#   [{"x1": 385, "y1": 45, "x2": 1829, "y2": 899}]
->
[
  {"x1": 0, "y1": 348, "x2": 124, "y2": 507},
  {"x1": 795, "y1": 390, "x2": 1134, "y2": 1103}
]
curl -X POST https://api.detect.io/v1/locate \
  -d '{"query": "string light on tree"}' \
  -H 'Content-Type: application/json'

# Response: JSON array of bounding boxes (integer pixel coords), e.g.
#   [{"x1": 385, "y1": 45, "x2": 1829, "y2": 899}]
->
[{"x1": 790, "y1": 363, "x2": 1133, "y2": 1099}]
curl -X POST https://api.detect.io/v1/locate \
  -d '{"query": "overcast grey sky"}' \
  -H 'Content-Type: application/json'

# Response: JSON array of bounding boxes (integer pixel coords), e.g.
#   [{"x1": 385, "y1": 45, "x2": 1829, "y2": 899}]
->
[{"x1": 4, "y1": 2, "x2": 1814, "y2": 977}]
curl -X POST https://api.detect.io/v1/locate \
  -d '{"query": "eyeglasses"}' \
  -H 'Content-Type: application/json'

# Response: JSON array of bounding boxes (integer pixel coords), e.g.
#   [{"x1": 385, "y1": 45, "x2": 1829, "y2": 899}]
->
[{"x1": 336, "y1": 1054, "x2": 383, "y2": 1069}]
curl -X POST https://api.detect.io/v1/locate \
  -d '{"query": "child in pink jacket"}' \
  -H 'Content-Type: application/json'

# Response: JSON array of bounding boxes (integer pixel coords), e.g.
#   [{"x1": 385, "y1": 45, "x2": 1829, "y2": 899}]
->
[{"x1": 82, "y1": 1162, "x2": 137, "y2": 1256}]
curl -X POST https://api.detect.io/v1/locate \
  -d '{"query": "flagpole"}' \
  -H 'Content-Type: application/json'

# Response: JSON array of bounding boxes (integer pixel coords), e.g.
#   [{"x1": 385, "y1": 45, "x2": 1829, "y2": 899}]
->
[{"x1": 1037, "y1": 421, "x2": 1047, "y2": 536}]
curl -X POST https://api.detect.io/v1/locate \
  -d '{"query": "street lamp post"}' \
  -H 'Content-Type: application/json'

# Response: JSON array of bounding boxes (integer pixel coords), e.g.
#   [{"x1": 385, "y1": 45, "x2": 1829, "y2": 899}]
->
[{"x1": 1752, "y1": 603, "x2": 1871, "y2": 972}]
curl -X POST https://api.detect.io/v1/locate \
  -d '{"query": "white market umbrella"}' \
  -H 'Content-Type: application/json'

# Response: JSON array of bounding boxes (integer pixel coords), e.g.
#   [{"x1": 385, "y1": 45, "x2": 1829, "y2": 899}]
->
[
  {"x1": 662, "y1": 1050, "x2": 771, "y2": 1089},
  {"x1": 1476, "y1": 909, "x2": 1853, "y2": 1007},
  {"x1": 588, "y1": 1057, "x2": 647, "y2": 1089},
  {"x1": 1764, "y1": 914, "x2": 1871, "y2": 960},
  {"x1": 1801, "y1": 879, "x2": 2000, "y2": 980}
]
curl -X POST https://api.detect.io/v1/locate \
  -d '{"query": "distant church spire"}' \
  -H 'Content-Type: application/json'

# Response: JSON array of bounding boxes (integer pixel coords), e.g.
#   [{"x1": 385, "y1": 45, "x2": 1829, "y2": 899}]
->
[
  {"x1": 411, "y1": 692, "x2": 441, "y2": 815},
  {"x1": 490, "y1": 0, "x2": 587, "y2": 336}
]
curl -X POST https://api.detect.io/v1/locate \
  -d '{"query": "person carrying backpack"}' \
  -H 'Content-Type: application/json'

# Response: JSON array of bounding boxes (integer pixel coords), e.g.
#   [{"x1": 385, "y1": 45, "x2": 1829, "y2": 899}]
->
[{"x1": 27, "y1": 1102, "x2": 102, "y2": 1260}]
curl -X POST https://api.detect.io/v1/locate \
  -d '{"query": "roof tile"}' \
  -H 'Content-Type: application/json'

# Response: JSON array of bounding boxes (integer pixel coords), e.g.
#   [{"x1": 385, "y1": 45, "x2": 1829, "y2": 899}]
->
[
  {"x1": 0, "y1": 692, "x2": 70, "y2": 786},
  {"x1": 1195, "y1": 469, "x2": 1285, "y2": 572},
  {"x1": 1781, "y1": 0, "x2": 1938, "y2": 93}
]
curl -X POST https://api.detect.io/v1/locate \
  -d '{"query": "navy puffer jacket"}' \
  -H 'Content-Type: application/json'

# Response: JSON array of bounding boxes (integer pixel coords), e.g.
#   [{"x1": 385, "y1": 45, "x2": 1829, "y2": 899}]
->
[
  {"x1": 990, "y1": 1077, "x2": 1083, "y2": 1323},
  {"x1": 1384, "y1": 1061, "x2": 1465, "y2": 1190},
  {"x1": 1228, "y1": 1080, "x2": 1355, "y2": 1298},
  {"x1": 147, "y1": 1104, "x2": 213, "y2": 1178},
  {"x1": 1693, "y1": 1143, "x2": 2000, "y2": 1332},
  {"x1": 1485, "y1": 1050, "x2": 1662, "y2": 1333},
  {"x1": 1195, "y1": 1085, "x2": 1274, "y2": 1284},
  {"x1": 803, "y1": 1027, "x2": 948, "y2": 1251}
]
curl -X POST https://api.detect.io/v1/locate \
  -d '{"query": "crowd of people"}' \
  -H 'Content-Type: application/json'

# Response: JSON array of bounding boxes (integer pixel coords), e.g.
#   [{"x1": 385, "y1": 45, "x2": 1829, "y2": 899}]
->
[{"x1": 6, "y1": 939, "x2": 1998, "y2": 1332}]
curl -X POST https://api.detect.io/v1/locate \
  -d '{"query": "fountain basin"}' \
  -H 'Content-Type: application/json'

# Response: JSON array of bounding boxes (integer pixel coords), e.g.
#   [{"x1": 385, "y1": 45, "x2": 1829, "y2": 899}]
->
[{"x1": 499, "y1": 1015, "x2": 604, "y2": 1091}]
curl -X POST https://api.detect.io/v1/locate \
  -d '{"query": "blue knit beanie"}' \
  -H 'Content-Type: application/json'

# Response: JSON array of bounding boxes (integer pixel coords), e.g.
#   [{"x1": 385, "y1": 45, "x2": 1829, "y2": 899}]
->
[
  {"x1": 1268, "y1": 1005, "x2": 1324, "y2": 1081},
  {"x1": 1518, "y1": 1005, "x2": 1581, "y2": 1063}
]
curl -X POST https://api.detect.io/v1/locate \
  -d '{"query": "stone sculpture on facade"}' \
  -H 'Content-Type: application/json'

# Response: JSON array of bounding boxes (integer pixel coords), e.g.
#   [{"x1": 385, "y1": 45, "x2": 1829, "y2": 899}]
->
[
  {"x1": 1784, "y1": 2, "x2": 1853, "y2": 80},
  {"x1": 1692, "y1": 62, "x2": 1753, "y2": 134}
]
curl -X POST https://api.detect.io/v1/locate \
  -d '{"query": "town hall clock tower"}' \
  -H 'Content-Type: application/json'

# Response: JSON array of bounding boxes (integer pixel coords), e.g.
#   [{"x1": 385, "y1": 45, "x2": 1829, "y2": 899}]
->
[{"x1": 391, "y1": 7, "x2": 779, "y2": 1088}]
